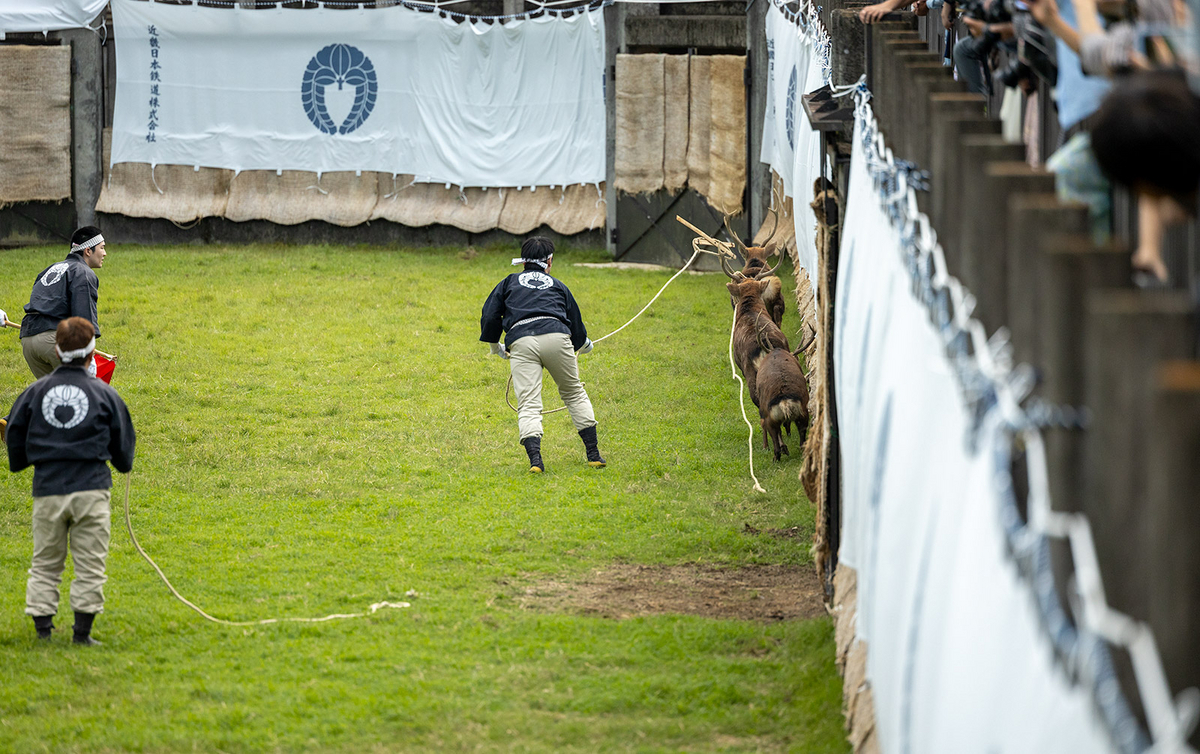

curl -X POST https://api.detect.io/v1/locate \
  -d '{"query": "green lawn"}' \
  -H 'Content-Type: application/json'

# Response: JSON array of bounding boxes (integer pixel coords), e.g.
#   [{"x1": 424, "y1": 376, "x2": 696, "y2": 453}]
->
[{"x1": 0, "y1": 243, "x2": 847, "y2": 753}]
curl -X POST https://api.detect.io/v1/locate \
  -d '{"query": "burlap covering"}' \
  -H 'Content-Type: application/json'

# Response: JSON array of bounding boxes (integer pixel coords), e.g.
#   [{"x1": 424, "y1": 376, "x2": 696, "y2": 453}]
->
[
  {"x1": 224, "y1": 170, "x2": 377, "y2": 226},
  {"x1": 371, "y1": 177, "x2": 506, "y2": 233},
  {"x1": 833, "y1": 566, "x2": 879, "y2": 754},
  {"x1": 99, "y1": 152, "x2": 603, "y2": 234},
  {"x1": 97, "y1": 129, "x2": 233, "y2": 222},
  {"x1": 614, "y1": 53, "x2": 666, "y2": 195},
  {"x1": 707, "y1": 55, "x2": 747, "y2": 216},
  {"x1": 663, "y1": 55, "x2": 690, "y2": 193},
  {"x1": 801, "y1": 173, "x2": 839, "y2": 581},
  {"x1": 499, "y1": 183, "x2": 605, "y2": 235},
  {"x1": 686, "y1": 56, "x2": 712, "y2": 200},
  {"x1": 0, "y1": 45, "x2": 71, "y2": 204}
]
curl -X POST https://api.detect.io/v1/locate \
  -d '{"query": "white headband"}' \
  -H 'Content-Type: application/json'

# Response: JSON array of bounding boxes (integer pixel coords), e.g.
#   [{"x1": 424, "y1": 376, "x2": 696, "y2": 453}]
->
[
  {"x1": 56, "y1": 337, "x2": 96, "y2": 363},
  {"x1": 71, "y1": 234, "x2": 104, "y2": 253},
  {"x1": 512, "y1": 255, "x2": 551, "y2": 270}
]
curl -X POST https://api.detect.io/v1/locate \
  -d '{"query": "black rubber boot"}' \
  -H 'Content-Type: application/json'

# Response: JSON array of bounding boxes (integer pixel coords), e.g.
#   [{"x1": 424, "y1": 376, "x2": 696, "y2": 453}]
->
[
  {"x1": 72, "y1": 611, "x2": 100, "y2": 646},
  {"x1": 578, "y1": 425, "x2": 606, "y2": 468},
  {"x1": 32, "y1": 615, "x2": 54, "y2": 641},
  {"x1": 521, "y1": 436, "x2": 544, "y2": 473}
]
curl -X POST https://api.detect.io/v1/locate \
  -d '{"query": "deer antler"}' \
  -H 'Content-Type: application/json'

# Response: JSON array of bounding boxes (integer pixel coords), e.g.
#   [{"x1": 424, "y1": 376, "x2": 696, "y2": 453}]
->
[
  {"x1": 723, "y1": 214, "x2": 749, "y2": 256},
  {"x1": 754, "y1": 256, "x2": 784, "y2": 280},
  {"x1": 720, "y1": 253, "x2": 740, "y2": 279},
  {"x1": 760, "y1": 186, "x2": 782, "y2": 251},
  {"x1": 792, "y1": 324, "x2": 816, "y2": 356}
]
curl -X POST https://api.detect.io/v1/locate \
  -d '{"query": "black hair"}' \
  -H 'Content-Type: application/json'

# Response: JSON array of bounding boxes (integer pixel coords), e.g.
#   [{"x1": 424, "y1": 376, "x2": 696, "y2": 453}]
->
[
  {"x1": 1090, "y1": 70, "x2": 1200, "y2": 202},
  {"x1": 71, "y1": 225, "x2": 103, "y2": 247},
  {"x1": 521, "y1": 236, "x2": 555, "y2": 261}
]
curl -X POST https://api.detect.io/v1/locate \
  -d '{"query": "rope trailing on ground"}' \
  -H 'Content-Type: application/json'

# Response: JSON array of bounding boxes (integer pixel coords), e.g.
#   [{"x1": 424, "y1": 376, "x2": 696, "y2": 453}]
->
[
  {"x1": 727, "y1": 305, "x2": 767, "y2": 494},
  {"x1": 121, "y1": 473, "x2": 410, "y2": 626},
  {"x1": 505, "y1": 246, "x2": 705, "y2": 415}
]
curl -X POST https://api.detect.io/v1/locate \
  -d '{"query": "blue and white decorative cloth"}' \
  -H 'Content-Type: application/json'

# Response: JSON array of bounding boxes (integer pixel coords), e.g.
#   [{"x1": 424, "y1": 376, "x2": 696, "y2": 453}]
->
[{"x1": 108, "y1": 0, "x2": 606, "y2": 189}]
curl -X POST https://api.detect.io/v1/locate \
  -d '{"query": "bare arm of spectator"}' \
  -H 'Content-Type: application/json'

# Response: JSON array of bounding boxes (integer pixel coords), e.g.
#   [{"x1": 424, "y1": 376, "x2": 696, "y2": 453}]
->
[
  {"x1": 942, "y1": 0, "x2": 955, "y2": 29},
  {"x1": 1026, "y1": 0, "x2": 1084, "y2": 53},
  {"x1": 859, "y1": 0, "x2": 910, "y2": 23}
]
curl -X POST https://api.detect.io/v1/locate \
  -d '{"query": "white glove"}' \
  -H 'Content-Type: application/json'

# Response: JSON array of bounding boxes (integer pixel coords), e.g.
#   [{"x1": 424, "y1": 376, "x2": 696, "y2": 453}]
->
[
  {"x1": 489, "y1": 342, "x2": 510, "y2": 360},
  {"x1": 0, "y1": 309, "x2": 7, "y2": 326},
  {"x1": 576, "y1": 338, "x2": 593, "y2": 355}
]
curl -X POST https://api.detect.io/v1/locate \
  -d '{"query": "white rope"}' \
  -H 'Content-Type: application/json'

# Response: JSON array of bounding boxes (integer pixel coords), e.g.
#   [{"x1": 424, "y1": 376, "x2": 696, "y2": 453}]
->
[
  {"x1": 593, "y1": 247, "x2": 702, "y2": 344},
  {"x1": 121, "y1": 474, "x2": 410, "y2": 626},
  {"x1": 727, "y1": 305, "x2": 767, "y2": 494}
]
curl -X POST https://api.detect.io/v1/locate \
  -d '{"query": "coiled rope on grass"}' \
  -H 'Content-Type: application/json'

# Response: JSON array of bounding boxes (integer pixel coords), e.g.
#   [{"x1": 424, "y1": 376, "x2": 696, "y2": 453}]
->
[{"x1": 121, "y1": 474, "x2": 410, "y2": 626}]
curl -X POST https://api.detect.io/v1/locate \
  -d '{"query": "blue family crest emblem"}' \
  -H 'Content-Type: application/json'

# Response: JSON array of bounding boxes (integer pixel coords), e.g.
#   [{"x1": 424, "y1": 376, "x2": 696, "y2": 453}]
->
[{"x1": 301, "y1": 44, "x2": 378, "y2": 135}]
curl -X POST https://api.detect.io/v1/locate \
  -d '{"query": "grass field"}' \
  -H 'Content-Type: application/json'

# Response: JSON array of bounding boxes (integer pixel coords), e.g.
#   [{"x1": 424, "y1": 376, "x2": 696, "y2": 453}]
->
[{"x1": 0, "y1": 242, "x2": 847, "y2": 753}]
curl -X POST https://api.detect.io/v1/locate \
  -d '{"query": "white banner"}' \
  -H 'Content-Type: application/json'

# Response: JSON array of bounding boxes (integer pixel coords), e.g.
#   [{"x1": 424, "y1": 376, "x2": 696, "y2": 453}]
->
[
  {"x1": 834, "y1": 117, "x2": 1119, "y2": 754},
  {"x1": 109, "y1": 0, "x2": 606, "y2": 188},
  {"x1": 0, "y1": 0, "x2": 106, "y2": 34},
  {"x1": 761, "y1": 3, "x2": 825, "y2": 296}
]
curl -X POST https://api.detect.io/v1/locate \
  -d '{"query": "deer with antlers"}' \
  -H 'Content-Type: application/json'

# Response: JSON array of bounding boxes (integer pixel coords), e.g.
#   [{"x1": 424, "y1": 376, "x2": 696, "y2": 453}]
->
[{"x1": 720, "y1": 200, "x2": 786, "y2": 328}]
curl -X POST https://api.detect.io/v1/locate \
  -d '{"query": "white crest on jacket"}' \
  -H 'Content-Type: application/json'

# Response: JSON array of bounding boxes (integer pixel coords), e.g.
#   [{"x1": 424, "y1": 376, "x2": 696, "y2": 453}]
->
[{"x1": 42, "y1": 385, "x2": 89, "y2": 430}]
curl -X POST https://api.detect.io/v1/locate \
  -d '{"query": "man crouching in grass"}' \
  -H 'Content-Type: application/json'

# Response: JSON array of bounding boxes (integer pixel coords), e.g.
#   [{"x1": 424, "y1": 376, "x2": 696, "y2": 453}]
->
[
  {"x1": 5, "y1": 317, "x2": 136, "y2": 645},
  {"x1": 480, "y1": 237, "x2": 606, "y2": 473}
]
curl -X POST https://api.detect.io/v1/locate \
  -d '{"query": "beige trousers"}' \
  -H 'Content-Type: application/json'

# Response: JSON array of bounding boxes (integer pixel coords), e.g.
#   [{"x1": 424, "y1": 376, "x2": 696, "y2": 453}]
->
[
  {"x1": 22, "y1": 330, "x2": 60, "y2": 379},
  {"x1": 26, "y1": 488, "x2": 112, "y2": 617},
  {"x1": 509, "y1": 332, "x2": 596, "y2": 440}
]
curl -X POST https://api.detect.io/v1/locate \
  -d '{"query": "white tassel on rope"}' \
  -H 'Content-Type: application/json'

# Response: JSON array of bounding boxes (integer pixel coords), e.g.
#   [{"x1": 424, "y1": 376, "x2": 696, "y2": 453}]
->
[{"x1": 121, "y1": 474, "x2": 409, "y2": 627}]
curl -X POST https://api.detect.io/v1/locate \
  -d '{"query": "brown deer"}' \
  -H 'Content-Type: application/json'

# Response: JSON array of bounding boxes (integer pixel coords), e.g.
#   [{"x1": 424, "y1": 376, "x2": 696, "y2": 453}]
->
[
  {"x1": 720, "y1": 203, "x2": 786, "y2": 327},
  {"x1": 727, "y1": 276, "x2": 790, "y2": 408},
  {"x1": 754, "y1": 345, "x2": 811, "y2": 461}
]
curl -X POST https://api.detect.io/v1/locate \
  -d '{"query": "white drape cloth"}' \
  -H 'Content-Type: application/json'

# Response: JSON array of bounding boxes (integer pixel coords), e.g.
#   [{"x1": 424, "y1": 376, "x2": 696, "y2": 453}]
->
[
  {"x1": 0, "y1": 0, "x2": 106, "y2": 34},
  {"x1": 109, "y1": 0, "x2": 606, "y2": 188},
  {"x1": 834, "y1": 117, "x2": 1118, "y2": 754},
  {"x1": 761, "y1": 4, "x2": 824, "y2": 297}
]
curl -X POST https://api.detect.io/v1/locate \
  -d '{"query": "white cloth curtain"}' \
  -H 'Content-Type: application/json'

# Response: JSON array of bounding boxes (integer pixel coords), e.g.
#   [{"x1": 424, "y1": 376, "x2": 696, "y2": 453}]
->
[
  {"x1": 761, "y1": 3, "x2": 825, "y2": 296},
  {"x1": 0, "y1": 0, "x2": 107, "y2": 34},
  {"x1": 109, "y1": 0, "x2": 606, "y2": 188},
  {"x1": 834, "y1": 117, "x2": 1118, "y2": 754}
]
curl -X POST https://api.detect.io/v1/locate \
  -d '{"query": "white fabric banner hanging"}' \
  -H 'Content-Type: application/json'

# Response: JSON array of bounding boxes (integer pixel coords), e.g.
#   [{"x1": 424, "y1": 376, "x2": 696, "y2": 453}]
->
[
  {"x1": 834, "y1": 118, "x2": 1118, "y2": 754},
  {"x1": 790, "y1": 49, "x2": 824, "y2": 294},
  {"x1": 761, "y1": 3, "x2": 825, "y2": 295},
  {"x1": 762, "y1": 5, "x2": 803, "y2": 194},
  {"x1": 109, "y1": 0, "x2": 606, "y2": 188},
  {"x1": 0, "y1": 0, "x2": 107, "y2": 34}
]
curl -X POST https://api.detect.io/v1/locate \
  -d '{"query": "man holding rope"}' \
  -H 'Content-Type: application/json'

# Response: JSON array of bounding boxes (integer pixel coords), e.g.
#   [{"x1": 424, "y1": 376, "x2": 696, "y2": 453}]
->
[
  {"x1": 6, "y1": 317, "x2": 136, "y2": 645},
  {"x1": 19, "y1": 226, "x2": 108, "y2": 380},
  {"x1": 480, "y1": 237, "x2": 606, "y2": 473}
]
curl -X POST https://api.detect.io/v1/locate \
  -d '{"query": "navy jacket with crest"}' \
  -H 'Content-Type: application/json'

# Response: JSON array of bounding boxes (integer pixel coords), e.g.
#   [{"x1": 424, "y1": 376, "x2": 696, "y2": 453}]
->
[
  {"x1": 6, "y1": 365, "x2": 136, "y2": 497},
  {"x1": 480, "y1": 265, "x2": 589, "y2": 350},
  {"x1": 20, "y1": 252, "x2": 101, "y2": 339}
]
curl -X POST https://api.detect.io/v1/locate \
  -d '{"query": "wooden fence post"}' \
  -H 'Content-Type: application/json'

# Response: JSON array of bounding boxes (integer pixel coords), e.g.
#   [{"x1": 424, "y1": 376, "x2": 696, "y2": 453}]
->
[
  {"x1": 1082, "y1": 291, "x2": 1195, "y2": 622},
  {"x1": 947, "y1": 136, "x2": 1025, "y2": 322},
  {"x1": 1147, "y1": 361, "x2": 1200, "y2": 749}
]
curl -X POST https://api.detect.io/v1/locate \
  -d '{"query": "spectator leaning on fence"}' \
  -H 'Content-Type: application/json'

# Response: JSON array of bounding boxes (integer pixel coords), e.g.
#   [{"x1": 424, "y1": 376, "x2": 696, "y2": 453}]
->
[
  {"x1": 20, "y1": 226, "x2": 108, "y2": 380},
  {"x1": 1022, "y1": 0, "x2": 1115, "y2": 241},
  {"x1": 1089, "y1": 69, "x2": 1200, "y2": 285},
  {"x1": 5, "y1": 317, "x2": 136, "y2": 646},
  {"x1": 479, "y1": 237, "x2": 606, "y2": 474}
]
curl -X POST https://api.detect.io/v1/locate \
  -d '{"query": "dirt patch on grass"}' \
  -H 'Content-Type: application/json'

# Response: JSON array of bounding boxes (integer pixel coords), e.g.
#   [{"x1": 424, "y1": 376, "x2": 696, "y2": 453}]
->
[{"x1": 516, "y1": 564, "x2": 826, "y2": 622}]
